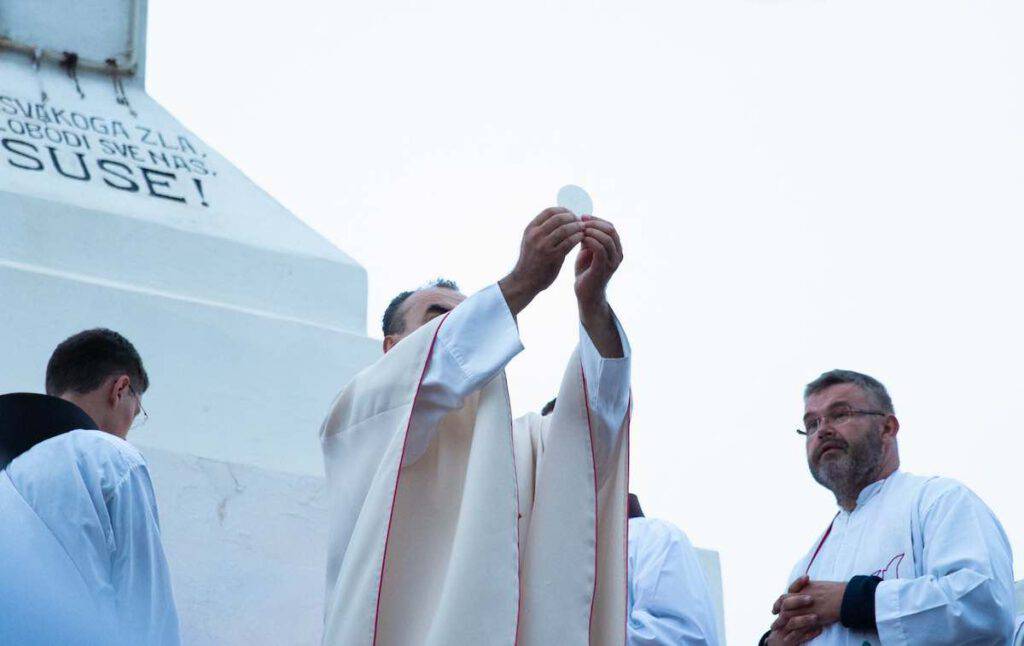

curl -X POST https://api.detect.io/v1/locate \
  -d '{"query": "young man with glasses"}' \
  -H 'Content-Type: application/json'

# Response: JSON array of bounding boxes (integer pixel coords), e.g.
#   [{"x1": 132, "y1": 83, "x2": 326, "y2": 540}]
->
[
  {"x1": 0, "y1": 328, "x2": 179, "y2": 645},
  {"x1": 760, "y1": 369, "x2": 1013, "y2": 645}
]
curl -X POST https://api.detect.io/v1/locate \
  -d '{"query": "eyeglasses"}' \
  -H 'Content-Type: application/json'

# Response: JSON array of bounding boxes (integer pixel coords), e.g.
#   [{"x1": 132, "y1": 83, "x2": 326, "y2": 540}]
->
[
  {"x1": 796, "y1": 408, "x2": 886, "y2": 436},
  {"x1": 128, "y1": 385, "x2": 148, "y2": 429}
]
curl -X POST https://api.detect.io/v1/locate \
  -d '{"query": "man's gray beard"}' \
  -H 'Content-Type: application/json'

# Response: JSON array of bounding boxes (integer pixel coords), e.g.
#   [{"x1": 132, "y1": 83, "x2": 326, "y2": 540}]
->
[{"x1": 810, "y1": 426, "x2": 884, "y2": 506}]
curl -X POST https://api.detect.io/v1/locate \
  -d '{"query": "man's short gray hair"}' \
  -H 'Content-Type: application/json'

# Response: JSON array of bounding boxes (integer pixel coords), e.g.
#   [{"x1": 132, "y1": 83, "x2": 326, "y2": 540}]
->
[{"x1": 803, "y1": 369, "x2": 894, "y2": 414}]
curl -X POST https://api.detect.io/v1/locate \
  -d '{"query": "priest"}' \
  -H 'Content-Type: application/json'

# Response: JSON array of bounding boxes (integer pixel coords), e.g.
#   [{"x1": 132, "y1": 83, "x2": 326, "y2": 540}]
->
[
  {"x1": 320, "y1": 207, "x2": 631, "y2": 646},
  {"x1": 762, "y1": 370, "x2": 1014, "y2": 645},
  {"x1": 0, "y1": 328, "x2": 179, "y2": 646}
]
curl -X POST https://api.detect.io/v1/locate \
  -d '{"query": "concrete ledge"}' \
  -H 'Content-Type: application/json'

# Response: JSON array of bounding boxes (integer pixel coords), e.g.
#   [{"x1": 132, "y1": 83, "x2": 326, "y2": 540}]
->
[{"x1": 144, "y1": 446, "x2": 727, "y2": 645}]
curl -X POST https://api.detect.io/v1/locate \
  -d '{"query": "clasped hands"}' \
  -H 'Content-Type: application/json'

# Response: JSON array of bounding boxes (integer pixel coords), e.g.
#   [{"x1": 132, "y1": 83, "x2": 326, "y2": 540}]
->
[{"x1": 765, "y1": 576, "x2": 846, "y2": 645}]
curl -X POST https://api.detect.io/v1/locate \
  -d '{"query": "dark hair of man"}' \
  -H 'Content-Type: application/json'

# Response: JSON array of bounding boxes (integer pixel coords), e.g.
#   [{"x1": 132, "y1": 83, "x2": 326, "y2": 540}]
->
[
  {"x1": 45, "y1": 328, "x2": 149, "y2": 396},
  {"x1": 381, "y1": 278, "x2": 460, "y2": 337},
  {"x1": 804, "y1": 369, "x2": 894, "y2": 414}
]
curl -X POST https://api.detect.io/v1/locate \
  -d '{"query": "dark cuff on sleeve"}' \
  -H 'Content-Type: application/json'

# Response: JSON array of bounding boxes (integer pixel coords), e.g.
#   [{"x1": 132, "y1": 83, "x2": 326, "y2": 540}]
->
[
  {"x1": 758, "y1": 630, "x2": 771, "y2": 646},
  {"x1": 840, "y1": 575, "x2": 882, "y2": 631}
]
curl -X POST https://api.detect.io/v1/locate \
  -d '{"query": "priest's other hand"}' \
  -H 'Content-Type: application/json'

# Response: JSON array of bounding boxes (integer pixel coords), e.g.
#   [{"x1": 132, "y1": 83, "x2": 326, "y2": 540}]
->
[
  {"x1": 575, "y1": 216, "x2": 624, "y2": 358},
  {"x1": 574, "y1": 216, "x2": 622, "y2": 311},
  {"x1": 500, "y1": 207, "x2": 584, "y2": 316}
]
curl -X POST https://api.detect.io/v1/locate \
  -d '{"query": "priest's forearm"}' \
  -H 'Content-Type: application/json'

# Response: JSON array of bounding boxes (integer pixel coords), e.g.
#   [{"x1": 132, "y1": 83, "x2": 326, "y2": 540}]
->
[
  {"x1": 498, "y1": 272, "x2": 538, "y2": 318},
  {"x1": 579, "y1": 300, "x2": 623, "y2": 358}
]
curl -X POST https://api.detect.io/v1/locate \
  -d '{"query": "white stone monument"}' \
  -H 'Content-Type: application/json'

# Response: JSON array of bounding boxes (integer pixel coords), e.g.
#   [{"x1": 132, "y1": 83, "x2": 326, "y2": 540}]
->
[
  {"x1": 2, "y1": 1, "x2": 374, "y2": 642},
  {"x1": 0, "y1": 2, "x2": 725, "y2": 642}
]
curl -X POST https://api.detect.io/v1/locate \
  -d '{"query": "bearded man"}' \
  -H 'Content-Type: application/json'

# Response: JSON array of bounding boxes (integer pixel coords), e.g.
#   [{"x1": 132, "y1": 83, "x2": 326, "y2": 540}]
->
[
  {"x1": 761, "y1": 369, "x2": 1014, "y2": 645},
  {"x1": 320, "y1": 208, "x2": 631, "y2": 646}
]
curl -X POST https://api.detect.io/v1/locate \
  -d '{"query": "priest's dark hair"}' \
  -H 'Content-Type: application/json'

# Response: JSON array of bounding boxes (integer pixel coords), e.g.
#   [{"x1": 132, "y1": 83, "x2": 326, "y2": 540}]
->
[
  {"x1": 804, "y1": 369, "x2": 894, "y2": 414},
  {"x1": 382, "y1": 278, "x2": 460, "y2": 336},
  {"x1": 45, "y1": 328, "x2": 149, "y2": 397}
]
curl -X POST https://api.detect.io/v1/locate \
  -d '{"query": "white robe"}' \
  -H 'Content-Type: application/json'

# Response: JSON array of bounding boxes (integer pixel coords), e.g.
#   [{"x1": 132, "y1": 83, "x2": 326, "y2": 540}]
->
[
  {"x1": 627, "y1": 517, "x2": 720, "y2": 646},
  {"x1": 785, "y1": 470, "x2": 1014, "y2": 645},
  {"x1": 321, "y1": 284, "x2": 631, "y2": 646},
  {"x1": 0, "y1": 430, "x2": 180, "y2": 646}
]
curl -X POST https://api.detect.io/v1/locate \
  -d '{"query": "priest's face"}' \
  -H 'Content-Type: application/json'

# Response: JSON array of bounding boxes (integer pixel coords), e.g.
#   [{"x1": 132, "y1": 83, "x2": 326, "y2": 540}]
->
[
  {"x1": 384, "y1": 287, "x2": 466, "y2": 352},
  {"x1": 803, "y1": 383, "x2": 889, "y2": 500}
]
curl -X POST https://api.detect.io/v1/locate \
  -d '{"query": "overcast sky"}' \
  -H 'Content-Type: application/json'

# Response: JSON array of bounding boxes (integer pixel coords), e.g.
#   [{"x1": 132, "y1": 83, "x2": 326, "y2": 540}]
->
[{"x1": 148, "y1": 0, "x2": 1024, "y2": 641}]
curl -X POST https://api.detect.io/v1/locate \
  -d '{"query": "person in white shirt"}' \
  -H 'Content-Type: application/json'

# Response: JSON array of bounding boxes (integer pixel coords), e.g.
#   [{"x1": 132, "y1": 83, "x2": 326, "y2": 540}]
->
[
  {"x1": 320, "y1": 208, "x2": 632, "y2": 645},
  {"x1": 762, "y1": 369, "x2": 1013, "y2": 646},
  {"x1": 625, "y1": 494, "x2": 721, "y2": 646},
  {"x1": 0, "y1": 329, "x2": 180, "y2": 646}
]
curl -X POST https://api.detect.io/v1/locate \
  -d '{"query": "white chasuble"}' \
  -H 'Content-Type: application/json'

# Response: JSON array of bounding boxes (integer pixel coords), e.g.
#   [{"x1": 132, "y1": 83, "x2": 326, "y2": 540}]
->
[
  {"x1": 785, "y1": 470, "x2": 1014, "y2": 645},
  {"x1": 321, "y1": 306, "x2": 629, "y2": 646}
]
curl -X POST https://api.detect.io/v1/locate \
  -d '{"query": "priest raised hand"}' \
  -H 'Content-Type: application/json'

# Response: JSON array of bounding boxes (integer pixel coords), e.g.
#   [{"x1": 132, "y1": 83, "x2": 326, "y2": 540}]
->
[{"x1": 320, "y1": 207, "x2": 631, "y2": 646}]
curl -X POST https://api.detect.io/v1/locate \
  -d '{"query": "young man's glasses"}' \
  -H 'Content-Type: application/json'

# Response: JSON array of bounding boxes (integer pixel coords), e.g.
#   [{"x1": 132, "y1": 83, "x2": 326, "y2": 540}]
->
[{"x1": 129, "y1": 385, "x2": 149, "y2": 429}]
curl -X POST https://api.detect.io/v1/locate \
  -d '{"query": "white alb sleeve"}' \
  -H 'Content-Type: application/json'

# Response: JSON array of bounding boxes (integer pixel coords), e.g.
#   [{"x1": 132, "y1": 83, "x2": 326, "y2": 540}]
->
[
  {"x1": 874, "y1": 484, "x2": 1015, "y2": 645},
  {"x1": 107, "y1": 464, "x2": 181, "y2": 646},
  {"x1": 403, "y1": 283, "x2": 524, "y2": 465},
  {"x1": 578, "y1": 316, "x2": 631, "y2": 484}
]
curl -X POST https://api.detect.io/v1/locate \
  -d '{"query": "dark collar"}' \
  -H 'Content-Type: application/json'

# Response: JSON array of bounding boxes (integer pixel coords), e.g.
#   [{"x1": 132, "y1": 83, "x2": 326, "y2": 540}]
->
[
  {"x1": 0, "y1": 393, "x2": 99, "y2": 469},
  {"x1": 627, "y1": 493, "x2": 644, "y2": 519}
]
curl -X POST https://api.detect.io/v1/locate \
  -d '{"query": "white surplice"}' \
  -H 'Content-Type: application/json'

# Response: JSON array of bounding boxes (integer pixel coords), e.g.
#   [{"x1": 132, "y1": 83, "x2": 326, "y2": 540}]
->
[
  {"x1": 0, "y1": 430, "x2": 180, "y2": 646},
  {"x1": 627, "y1": 517, "x2": 720, "y2": 646},
  {"x1": 785, "y1": 470, "x2": 1014, "y2": 645},
  {"x1": 321, "y1": 284, "x2": 631, "y2": 646}
]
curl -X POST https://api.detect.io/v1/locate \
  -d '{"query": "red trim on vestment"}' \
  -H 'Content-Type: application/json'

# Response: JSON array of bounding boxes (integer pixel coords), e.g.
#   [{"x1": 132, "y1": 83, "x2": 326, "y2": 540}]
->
[
  {"x1": 804, "y1": 513, "x2": 839, "y2": 577},
  {"x1": 580, "y1": 368, "x2": 632, "y2": 646},
  {"x1": 579, "y1": 363, "x2": 601, "y2": 642},
  {"x1": 507, "y1": 381, "x2": 523, "y2": 646},
  {"x1": 372, "y1": 313, "x2": 451, "y2": 646},
  {"x1": 621, "y1": 397, "x2": 632, "y2": 646}
]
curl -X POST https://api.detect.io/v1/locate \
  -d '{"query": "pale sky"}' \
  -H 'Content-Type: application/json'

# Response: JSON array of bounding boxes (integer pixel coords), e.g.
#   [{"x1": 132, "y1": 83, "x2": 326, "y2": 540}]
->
[{"x1": 148, "y1": 0, "x2": 1024, "y2": 641}]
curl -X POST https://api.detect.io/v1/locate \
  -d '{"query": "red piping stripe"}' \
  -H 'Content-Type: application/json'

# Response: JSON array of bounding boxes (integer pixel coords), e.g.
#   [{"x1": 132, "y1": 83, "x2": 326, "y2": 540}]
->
[
  {"x1": 621, "y1": 398, "x2": 631, "y2": 646},
  {"x1": 507, "y1": 381, "x2": 523, "y2": 646},
  {"x1": 804, "y1": 513, "x2": 838, "y2": 577},
  {"x1": 579, "y1": 363, "x2": 600, "y2": 642},
  {"x1": 371, "y1": 313, "x2": 451, "y2": 646}
]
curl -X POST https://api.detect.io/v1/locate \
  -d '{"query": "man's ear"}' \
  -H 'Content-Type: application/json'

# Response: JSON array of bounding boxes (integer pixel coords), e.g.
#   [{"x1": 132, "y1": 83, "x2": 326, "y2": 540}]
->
[
  {"x1": 382, "y1": 335, "x2": 398, "y2": 354},
  {"x1": 107, "y1": 374, "x2": 131, "y2": 406},
  {"x1": 883, "y1": 415, "x2": 900, "y2": 439}
]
